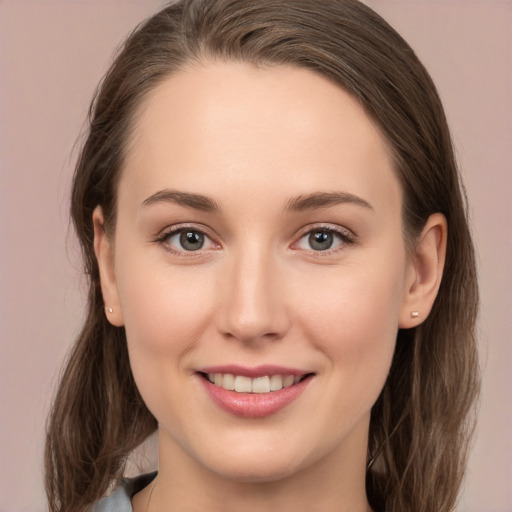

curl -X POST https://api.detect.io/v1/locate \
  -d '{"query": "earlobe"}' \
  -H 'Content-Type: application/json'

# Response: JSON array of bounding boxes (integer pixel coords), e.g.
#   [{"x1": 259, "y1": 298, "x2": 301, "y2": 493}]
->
[
  {"x1": 398, "y1": 213, "x2": 447, "y2": 329},
  {"x1": 92, "y1": 206, "x2": 124, "y2": 327}
]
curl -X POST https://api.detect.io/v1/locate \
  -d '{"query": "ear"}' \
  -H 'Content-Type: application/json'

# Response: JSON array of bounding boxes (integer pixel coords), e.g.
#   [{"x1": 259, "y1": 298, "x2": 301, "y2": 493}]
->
[
  {"x1": 92, "y1": 206, "x2": 124, "y2": 327},
  {"x1": 399, "y1": 213, "x2": 447, "y2": 328}
]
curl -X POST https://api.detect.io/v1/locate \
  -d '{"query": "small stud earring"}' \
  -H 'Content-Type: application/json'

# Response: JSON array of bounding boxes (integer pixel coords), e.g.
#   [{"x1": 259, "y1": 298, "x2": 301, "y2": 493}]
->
[
  {"x1": 106, "y1": 307, "x2": 113, "y2": 314},
  {"x1": 411, "y1": 311, "x2": 419, "y2": 318}
]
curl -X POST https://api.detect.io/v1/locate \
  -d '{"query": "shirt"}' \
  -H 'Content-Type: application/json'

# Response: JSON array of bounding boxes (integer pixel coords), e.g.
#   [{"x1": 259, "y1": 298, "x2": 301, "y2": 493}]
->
[{"x1": 92, "y1": 472, "x2": 157, "y2": 512}]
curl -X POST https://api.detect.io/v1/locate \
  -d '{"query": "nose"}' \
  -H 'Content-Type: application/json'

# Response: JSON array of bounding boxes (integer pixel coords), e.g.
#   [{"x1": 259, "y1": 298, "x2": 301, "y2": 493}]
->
[{"x1": 216, "y1": 246, "x2": 290, "y2": 344}]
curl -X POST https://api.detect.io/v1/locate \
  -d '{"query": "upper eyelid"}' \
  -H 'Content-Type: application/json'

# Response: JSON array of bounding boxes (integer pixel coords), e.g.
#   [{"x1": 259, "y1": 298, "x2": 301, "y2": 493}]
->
[
  {"x1": 158, "y1": 223, "x2": 214, "y2": 238},
  {"x1": 156, "y1": 224, "x2": 219, "y2": 247},
  {"x1": 293, "y1": 223, "x2": 356, "y2": 240}
]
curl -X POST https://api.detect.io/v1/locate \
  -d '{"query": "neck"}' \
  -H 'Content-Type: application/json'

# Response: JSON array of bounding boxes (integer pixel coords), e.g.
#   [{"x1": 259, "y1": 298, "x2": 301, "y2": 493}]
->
[{"x1": 136, "y1": 427, "x2": 372, "y2": 512}]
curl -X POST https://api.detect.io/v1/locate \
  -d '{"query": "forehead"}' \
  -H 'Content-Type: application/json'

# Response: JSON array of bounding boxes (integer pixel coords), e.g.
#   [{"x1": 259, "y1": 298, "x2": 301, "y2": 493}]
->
[{"x1": 120, "y1": 61, "x2": 401, "y2": 215}]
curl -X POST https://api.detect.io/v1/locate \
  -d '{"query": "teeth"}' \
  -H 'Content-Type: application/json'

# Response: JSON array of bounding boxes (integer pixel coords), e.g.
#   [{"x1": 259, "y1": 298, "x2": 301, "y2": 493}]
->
[
  {"x1": 283, "y1": 375, "x2": 294, "y2": 388},
  {"x1": 222, "y1": 373, "x2": 235, "y2": 390},
  {"x1": 234, "y1": 375, "x2": 252, "y2": 393},
  {"x1": 252, "y1": 376, "x2": 270, "y2": 394},
  {"x1": 270, "y1": 375, "x2": 283, "y2": 391},
  {"x1": 207, "y1": 373, "x2": 303, "y2": 393}
]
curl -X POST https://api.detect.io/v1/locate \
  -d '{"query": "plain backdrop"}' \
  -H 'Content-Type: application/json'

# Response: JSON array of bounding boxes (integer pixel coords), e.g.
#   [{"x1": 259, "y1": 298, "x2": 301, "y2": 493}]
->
[{"x1": 0, "y1": 1, "x2": 510, "y2": 511}]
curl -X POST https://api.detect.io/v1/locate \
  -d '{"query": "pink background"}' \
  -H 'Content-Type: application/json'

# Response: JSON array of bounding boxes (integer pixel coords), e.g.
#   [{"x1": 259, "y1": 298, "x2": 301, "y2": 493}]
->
[{"x1": 0, "y1": 1, "x2": 510, "y2": 511}]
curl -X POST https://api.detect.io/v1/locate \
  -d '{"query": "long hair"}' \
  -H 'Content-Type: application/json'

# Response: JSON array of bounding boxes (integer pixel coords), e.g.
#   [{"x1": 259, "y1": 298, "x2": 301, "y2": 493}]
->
[{"x1": 45, "y1": 2, "x2": 479, "y2": 511}]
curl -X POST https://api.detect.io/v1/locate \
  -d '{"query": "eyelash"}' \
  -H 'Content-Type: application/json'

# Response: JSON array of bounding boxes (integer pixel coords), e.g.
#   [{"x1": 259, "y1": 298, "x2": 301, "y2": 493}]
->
[
  {"x1": 155, "y1": 224, "x2": 218, "y2": 257},
  {"x1": 155, "y1": 223, "x2": 356, "y2": 256},
  {"x1": 293, "y1": 224, "x2": 356, "y2": 256}
]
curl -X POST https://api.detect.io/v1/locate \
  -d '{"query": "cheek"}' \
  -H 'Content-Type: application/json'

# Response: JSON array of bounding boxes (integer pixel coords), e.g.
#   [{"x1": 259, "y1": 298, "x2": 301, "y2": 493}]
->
[
  {"x1": 294, "y1": 255, "x2": 406, "y2": 406},
  {"x1": 117, "y1": 255, "x2": 215, "y2": 353},
  {"x1": 297, "y1": 257, "x2": 405, "y2": 342},
  {"x1": 113, "y1": 247, "x2": 219, "y2": 409},
  {"x1": 115, "y1": 255, "x2": 220, "y2": 422}
]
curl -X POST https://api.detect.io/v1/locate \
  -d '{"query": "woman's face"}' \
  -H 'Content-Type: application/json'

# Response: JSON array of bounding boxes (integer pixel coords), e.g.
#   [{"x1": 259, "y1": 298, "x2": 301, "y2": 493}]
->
[{"x1": 97, "y1": 62, "x2": 418, "y2": 482}]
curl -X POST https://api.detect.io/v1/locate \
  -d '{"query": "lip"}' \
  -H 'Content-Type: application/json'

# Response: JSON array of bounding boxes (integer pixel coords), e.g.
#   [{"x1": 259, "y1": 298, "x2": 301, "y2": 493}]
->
[
  {"x1": 197, "y1": 366, "x2": 314, "y2": 418},
  {"x1": 198, "y1": 364, "x2": 307, "y2": 378}
]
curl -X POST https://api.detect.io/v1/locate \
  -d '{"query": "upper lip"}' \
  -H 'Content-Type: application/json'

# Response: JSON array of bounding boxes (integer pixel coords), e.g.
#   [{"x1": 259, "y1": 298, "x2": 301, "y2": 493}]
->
[{"x1": 197, "y1": 364, "x2": 311, "y2": 378}]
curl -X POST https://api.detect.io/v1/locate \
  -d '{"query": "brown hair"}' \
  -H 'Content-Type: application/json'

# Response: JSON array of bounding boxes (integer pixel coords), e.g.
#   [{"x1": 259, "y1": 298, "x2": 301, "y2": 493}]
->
[{"x1": 45, "y1": 1, "x2": 479, "y2": 511}]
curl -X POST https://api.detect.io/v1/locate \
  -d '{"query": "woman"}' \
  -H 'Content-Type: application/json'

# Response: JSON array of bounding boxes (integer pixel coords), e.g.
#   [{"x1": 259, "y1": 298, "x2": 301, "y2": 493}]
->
[{"x1": 45, "y1": 1, "x2": 480, "y2": 511}]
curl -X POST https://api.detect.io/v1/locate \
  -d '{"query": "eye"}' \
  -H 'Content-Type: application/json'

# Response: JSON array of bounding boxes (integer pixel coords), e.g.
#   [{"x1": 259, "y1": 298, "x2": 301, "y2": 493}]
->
[
  {"x1": 308, "y1": 231, "x2": 336, "y2": 251},
  {"x1": 295, "y1": 226, "x2": 353, "y2": 252},
  {"x1": 160, "y1": 227, "x2": 217, "y2": 253}
]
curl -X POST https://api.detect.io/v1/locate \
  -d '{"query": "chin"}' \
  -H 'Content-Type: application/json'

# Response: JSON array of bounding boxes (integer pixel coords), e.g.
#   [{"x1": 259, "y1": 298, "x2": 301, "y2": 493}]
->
[
  {"x1": 195, "y1": 440, "x2": 314, "y2": 484},
  {"x1": 210, "y1": 459, "x2": 301, "y2": 484}
]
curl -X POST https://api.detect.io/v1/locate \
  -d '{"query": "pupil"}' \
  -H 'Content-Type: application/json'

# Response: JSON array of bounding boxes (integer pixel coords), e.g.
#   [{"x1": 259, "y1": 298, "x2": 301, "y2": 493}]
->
[
  {"x1": 309, "y1": 231, "x2": 333, "y2": 251},
  {"x1": 180, "y1": 231, "x2": 204, "y2": 251}
]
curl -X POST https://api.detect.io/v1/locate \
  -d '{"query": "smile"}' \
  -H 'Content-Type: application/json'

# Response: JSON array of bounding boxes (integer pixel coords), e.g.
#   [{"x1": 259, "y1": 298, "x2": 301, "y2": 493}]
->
[
  {"x1": 206, "y1": 373, "x2": 303, "y2": 393},
  {"x1": 197, "y1": 366, "x2": 314, "y2": 418}
]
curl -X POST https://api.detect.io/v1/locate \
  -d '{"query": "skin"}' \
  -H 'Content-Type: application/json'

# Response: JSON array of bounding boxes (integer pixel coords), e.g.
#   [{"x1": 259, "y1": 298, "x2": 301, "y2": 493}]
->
[{"x1": 93, "y1": 62, "x2": 447, "y2": 512}]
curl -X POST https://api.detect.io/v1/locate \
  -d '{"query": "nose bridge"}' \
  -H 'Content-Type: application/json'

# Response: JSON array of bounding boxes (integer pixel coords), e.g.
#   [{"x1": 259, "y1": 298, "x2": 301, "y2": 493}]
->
[{"x1": 217, "y1": 240, "x2": 288, "y2": 343}]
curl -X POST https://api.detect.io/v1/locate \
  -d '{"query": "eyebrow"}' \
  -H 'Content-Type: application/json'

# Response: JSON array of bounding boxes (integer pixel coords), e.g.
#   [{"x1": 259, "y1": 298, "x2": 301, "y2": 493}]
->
[
  {"x1": 141, "y1": 189, "x2": 373, "y2": 214},
  {"x1": 285, "y1": 192, "x2": 374, "y2": 212},
  {"x1": 141, "y1": 189, "x2": 221, "y2": 213}
]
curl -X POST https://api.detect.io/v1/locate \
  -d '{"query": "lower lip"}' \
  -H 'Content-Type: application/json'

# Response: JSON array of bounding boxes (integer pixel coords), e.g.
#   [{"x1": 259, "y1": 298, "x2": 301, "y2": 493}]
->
[{"x1": 200, "y1": 376, "x2": 312, "y2": 418}]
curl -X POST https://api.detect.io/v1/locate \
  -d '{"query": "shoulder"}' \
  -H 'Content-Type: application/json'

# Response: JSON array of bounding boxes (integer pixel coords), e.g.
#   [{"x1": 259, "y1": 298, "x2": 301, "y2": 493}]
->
[{"x1": 91, "y1": 472, "x2": 158, "y2": 512}]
